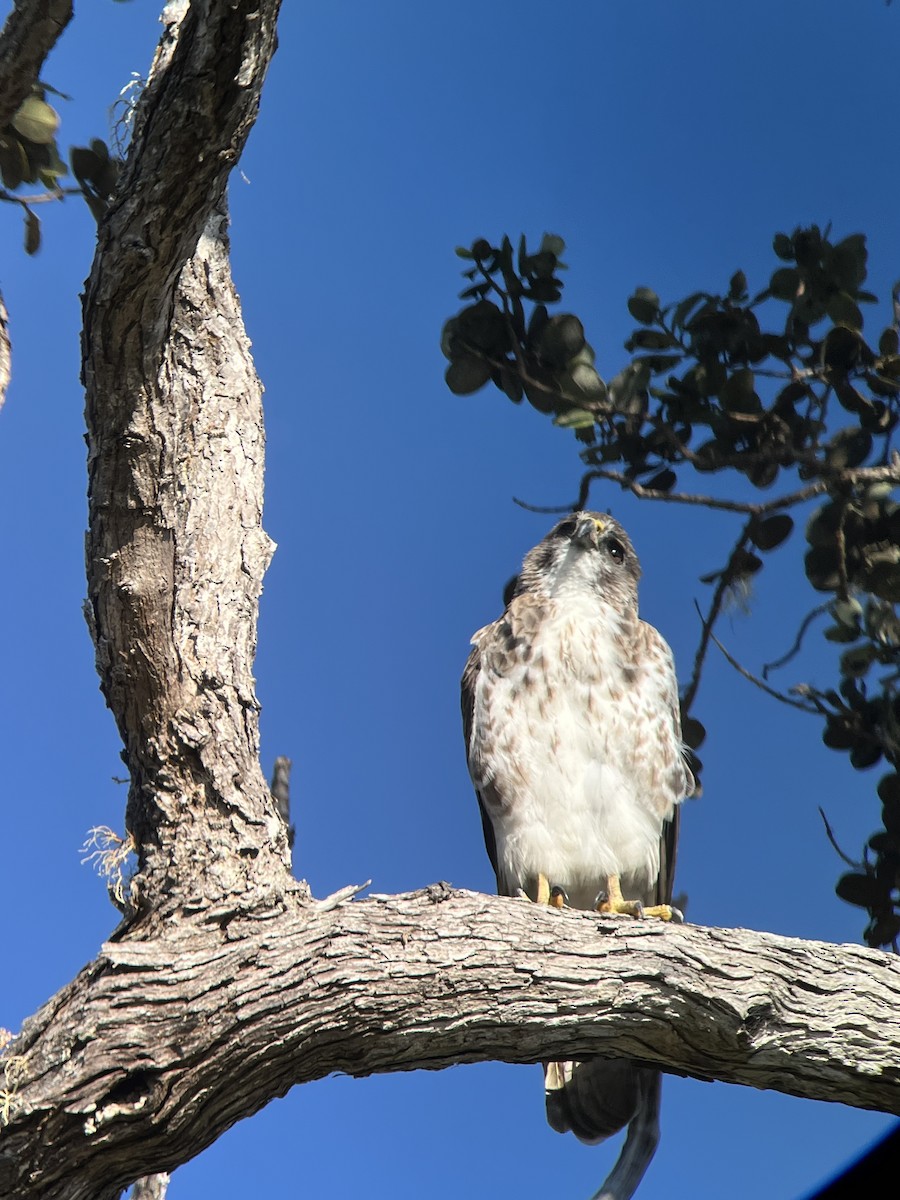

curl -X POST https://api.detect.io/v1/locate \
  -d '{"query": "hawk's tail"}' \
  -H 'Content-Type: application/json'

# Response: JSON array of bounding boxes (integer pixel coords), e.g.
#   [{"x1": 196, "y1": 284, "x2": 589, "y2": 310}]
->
[{"x1": 544, "y1": 1060, "x2": 661, "y2": 1200}]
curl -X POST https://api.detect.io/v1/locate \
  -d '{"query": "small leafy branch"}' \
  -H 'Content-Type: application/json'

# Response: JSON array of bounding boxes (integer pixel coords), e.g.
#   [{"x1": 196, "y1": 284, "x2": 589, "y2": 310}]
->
[
  {"x1": 1, "y1": 85, "x2": 121, "y2": 253},
  {"x1": 442, "y1": 228, "x2": 900, "y2": 949}
]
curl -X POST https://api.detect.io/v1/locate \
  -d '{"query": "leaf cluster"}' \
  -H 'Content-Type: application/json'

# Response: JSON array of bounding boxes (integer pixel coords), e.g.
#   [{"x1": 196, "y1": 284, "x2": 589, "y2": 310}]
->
[
  {"x1": 443, "y1": 226, "x2": 900, "y2": 948},
  {"x1": 0, "y1": 84, "x2": 121, "y2": 254}
]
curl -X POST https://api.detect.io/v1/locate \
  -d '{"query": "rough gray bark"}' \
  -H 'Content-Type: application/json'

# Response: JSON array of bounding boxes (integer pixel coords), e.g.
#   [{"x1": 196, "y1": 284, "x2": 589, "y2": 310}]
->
[
  {"x1": 1, "y1": 5, "x2": 899, "y2": 1200},
  {"x1": 81, "y1": 0, "x2": 291, "y2": 913},
  {"x1": 3, "y1": 889, "x2": 900, "y2": 1200}
]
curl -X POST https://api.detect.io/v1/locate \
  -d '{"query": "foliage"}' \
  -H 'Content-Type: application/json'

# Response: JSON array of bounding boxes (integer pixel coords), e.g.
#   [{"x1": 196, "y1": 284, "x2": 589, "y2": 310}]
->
[
  {"x1": 0, "y1": 85, "x2": 121, "y2": 253},
  {"x1": 442, "y1": 228, "x2": 900, "y2": 950}
]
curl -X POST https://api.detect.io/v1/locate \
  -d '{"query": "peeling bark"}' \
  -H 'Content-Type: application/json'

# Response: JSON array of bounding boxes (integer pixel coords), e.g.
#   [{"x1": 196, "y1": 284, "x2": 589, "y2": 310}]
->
[{"x1": 1, "y1": 5, "x2": 899, "y2": 1200}]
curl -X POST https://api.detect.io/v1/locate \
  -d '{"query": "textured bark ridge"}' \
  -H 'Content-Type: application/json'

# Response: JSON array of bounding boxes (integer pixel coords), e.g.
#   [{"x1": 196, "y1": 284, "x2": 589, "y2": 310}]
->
[
  {"x1": 4, "y1": 891, "x2": 900, "y2": 1200},
  {"x1": 2, "y1": 6, "x2": 899, "y2": 1200},
  {"x1": 81, "y1": 0, "x2": 291, "y2": 912}
]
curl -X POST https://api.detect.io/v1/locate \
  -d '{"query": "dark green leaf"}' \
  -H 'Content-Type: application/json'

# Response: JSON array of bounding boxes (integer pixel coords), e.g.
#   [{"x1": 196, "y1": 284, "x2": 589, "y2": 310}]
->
[
  {"x1": 826, "y1": 292, "x2": 863, "y2": 331},
  {"x1": 750, "y1": 514, "x2": 794, "y2": 551},
  {"x1": 747, "y1": 459, "x2": 779, "y2": 488},
  {"x1": 850, "y1": 743, "x2": 882, "y2": 770},
  {"x1": 680, "y1": 715, "x2": 706, "y2": 749},
  {"x1": 728, "y1": 270, "x2": 748, "y2": 299},
  {"x1": 455, "y1": 246, "x2": 474, "y2": 259},
  {"x1": 646, "y1": 468, "x2": 676, "y2": 493},
  {"x1": 636, "y1": 353, "x2": 682, "y2": 375},
  {"x1": 498, "y1": 368, "x2": 523, "y2": 403},
  {"x1": 719, "y1": 368, "x2": 761, "y2": 413},
  {"x1": 823, "y1": 719, "x2": 856, "y2": 750},
  {"x1": 773, "y1": 233, "x2": 794, "y2": 260},
  {"x1": 625, "y1": 329, "x2": 677, "y2": 351},
  {"x1": 829, "y1": 234, "x2": 868, "y2": 292},
  {"x1": 670, "y1": 291, "x2": 707, "y2": 330},
  {"x1": 824, "y1": 623, "x2": 861, "y2": 643},
  {"x1": 0, "y1": 136, "x2": 27, "y2": 189},
  {"x1": 770, "y1": 267, "x2": 799, "y2": 300},
  {"x1": 835, "y1": 872, "x2": 881, "y2": 908},
  {"x1": 865, "y1": 558, "x2": 900, "y2": 602},
  {"x1": 840, "y1": 644, "x2": 876, "y2": 678},
  {"x1": 833, "y1": 378, "x2": 874, "y2": 417},
  {"x1": 445, "y1": 357, "x2": 492, "y2": 395},
  {"x1": 822, "y1": 326, "x2": 869, "y2": 370},
  {"x1": 536, "y1": 314, "x2": 585, "y2": 366},
  {"x1": 559, "y1": 362, "x2": 607, "y2": 402},
  {"x1": 878, "y1": 327, "x2": 899, "y2": 357},
  {"x1": 805, "y1": 546, "x2": 842, "y2": 592},
  {"x1": 627, "y1": 286, "x2": 660, "y2": 325},
  {"x1": 21, "y1": 208, "x2": 40, "y2": 254},
  {"x1": 540, "y1": 232, "x2": 566, "y2": 258},
  {"x1": 456, "y1": 299, "x2": 509, "y2": 354},
  {"x1": 732, "y1": 548, "x2": 763, "y2": 577},
  {"x1": 826, "y1": 427, "x2": 872, "y2": 468}
]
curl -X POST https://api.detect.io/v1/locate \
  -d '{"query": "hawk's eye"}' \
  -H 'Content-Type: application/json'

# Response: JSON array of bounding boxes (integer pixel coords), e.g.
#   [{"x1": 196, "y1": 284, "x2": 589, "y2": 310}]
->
[{"x1": 606, "y1": 537, "x2": 625, "y2": 563}]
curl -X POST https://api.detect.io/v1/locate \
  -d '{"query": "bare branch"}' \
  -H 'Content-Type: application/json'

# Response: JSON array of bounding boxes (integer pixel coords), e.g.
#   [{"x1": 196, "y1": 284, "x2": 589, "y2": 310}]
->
[
  {"x1": 515, "y1": 459, "x2": 900, "y2": 523},
  {"x1": 763, "y1": 603, "x2": 830, "y2": 678},
  {"x1": 681, "y1": 527, "x2": 753, "y2": 713},
  {"x1": 818, "y1": 807, "x2": 864, "y2": 871},
  {"x1": 707, "y1": 622, "x2": 819, "y2": 713}
]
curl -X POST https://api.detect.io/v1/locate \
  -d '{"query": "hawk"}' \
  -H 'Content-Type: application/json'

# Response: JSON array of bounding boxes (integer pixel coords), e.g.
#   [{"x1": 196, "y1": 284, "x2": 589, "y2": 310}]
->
[{"x1": 461, "y1": 512, "x2": 694, "y2": 1195}]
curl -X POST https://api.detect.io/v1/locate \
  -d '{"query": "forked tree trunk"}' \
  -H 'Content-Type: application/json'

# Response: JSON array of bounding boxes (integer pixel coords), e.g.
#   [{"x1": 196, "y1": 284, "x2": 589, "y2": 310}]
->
[{"x1": 1, "y1": 5, "x2": 899, "y2": 1200}]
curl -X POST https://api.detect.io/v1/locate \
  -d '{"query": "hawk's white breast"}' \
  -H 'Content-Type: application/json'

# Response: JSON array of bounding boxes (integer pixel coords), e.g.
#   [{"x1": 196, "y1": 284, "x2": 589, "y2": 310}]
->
[{"x1": 470, "y1": 593, "x2": 677, "y2": 908}]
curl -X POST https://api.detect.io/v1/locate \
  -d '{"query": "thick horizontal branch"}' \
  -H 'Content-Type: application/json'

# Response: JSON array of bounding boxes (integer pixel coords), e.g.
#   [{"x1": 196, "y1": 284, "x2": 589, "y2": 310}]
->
[{"x1": 3, "y1": 887, "x2": 899, "y2": 1200}]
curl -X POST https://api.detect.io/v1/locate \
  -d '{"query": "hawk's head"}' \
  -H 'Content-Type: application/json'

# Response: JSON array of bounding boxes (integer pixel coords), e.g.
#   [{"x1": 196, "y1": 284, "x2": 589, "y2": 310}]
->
[{"x1": 515, "y1": 511, "x2": 641, "y2": 609}]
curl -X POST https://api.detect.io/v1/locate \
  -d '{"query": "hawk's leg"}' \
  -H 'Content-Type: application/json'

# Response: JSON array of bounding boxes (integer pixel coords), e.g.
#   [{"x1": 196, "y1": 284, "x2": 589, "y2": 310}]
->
[
  {"x1": 534, "y1": 873, "x2": 567, "y2": 908},
  {"x1": 597, "y1": 875, "x2": 682, "y2": 922}
]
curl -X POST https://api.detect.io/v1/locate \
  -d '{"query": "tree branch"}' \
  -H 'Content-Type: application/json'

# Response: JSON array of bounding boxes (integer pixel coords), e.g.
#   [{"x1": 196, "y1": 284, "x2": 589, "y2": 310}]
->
[
  {"x1": 2, "y1": 888, "x2": 898, "y2": 1200},
  {"x1": 0, "y1": 0, "x2": 72, "y2": 128}
]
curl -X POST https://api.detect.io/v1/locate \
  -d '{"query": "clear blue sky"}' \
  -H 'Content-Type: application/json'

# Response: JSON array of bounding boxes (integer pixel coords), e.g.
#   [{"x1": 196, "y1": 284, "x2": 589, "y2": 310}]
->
[{"x1": 1, "y1": 3, "x2": 898, "y2": 1197}]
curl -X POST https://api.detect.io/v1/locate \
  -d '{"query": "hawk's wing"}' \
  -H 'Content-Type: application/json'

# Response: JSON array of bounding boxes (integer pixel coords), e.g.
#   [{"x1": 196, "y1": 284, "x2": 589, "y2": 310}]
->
[{"x1": 461, "y1": 628, "x2": 501, "y2": 889}]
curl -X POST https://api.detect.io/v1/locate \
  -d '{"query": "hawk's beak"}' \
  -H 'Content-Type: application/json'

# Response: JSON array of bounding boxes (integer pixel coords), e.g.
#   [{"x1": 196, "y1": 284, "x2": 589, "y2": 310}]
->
[{"x1": 574, "y1": 515, "x2": 605, "y2": 546}]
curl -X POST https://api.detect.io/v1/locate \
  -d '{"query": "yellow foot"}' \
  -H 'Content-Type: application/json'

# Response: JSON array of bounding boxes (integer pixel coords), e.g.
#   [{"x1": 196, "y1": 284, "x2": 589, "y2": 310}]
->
[
  {"x1": 534, "y1": 874, "x2": 567, "y2": 908},
  {"x1": 597, "y1": 875, "x2": 683, "y2": 922}
]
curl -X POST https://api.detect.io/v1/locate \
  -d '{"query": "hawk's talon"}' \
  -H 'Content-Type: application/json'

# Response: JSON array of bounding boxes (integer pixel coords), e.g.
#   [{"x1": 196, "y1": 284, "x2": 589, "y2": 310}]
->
[
  {"x1": 549, "y1": 886, "x2": 567, "y2": 909},
  {"x1": 596, "y1": 875, "x2": 682, "y2": 922}
]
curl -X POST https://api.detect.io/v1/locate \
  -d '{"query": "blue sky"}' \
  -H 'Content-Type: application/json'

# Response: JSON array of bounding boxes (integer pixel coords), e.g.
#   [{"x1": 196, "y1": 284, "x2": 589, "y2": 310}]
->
[{"x1": 1, "y1": 2, "x2": 898, "y2": 1197}]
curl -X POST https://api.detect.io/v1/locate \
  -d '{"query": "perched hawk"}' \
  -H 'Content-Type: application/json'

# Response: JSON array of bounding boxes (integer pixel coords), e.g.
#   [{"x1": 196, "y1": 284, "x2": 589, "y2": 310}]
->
[{"x1": 461, "y1": 512, "x2": 694, "y2": 1195}]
